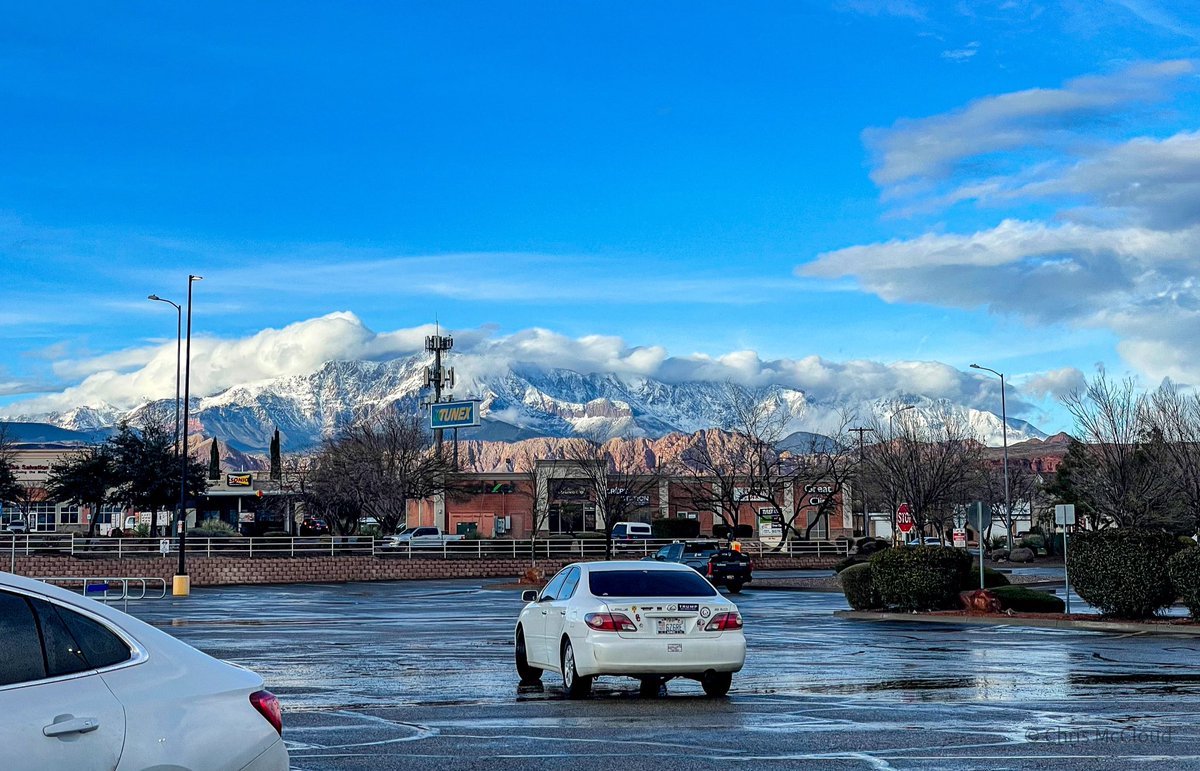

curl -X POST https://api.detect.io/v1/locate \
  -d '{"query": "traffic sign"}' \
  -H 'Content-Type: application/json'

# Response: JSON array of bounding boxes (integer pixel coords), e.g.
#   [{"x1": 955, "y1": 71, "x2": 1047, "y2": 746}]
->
[
  {"x1": 967, "y1": 501, "x2": 990, "y2": 533},
  {"x1": 953, "y1": 528, "x2": 967, "y2": 548},
  {"x1": 896, "y1": 503, "x2": 914, "y2": 534},
  {"x1": 1054, "y1": 504, "x2": 1076, "y2": 526}
]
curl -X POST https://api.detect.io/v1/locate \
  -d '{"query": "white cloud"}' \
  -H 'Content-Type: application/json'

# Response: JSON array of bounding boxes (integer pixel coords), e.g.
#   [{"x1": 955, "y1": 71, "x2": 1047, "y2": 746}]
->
[
  {"x1": 2, "y1": 314, "x2": 1050, "y2": 420},
  {"x1": 863, "y1": 60, "x2": 1193, "y2": 194},
  {"x1": 1022, "y1": 367, "x2": 1087, "y2": 399}
]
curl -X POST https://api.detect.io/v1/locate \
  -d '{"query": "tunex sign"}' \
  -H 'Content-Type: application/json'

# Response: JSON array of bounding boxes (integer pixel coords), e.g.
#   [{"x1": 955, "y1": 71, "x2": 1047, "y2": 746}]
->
[{"x1": 430, "y1": 400, "x2": 481, "y2": 430}]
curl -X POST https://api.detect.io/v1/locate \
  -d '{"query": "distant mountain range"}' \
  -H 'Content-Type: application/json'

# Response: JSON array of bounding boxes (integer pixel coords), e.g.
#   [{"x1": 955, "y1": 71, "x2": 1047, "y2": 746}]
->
[{"x1": 4, "y1": 354, "x2": 1047, "y2": 453}]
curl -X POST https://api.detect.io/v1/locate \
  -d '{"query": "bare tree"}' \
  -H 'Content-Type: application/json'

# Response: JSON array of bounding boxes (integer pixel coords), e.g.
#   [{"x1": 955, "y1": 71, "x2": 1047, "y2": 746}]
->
[
  {"x1": 309, "y1": 414, "x2": 452, "y2": 535},
  {"x1": 562, "y1": 439, "x2": 670, "y2": 559},
  {"x1": 1144, "y1": 381, "x2": 1200, "y2": 533},
  {"x1": 774, "y1": 411, "x2": 859, "y2": 546},
  {"x1": 972, "y1": 458, "x2": 1040, "y2": 548},
  {"x1": 865, "y1": 404, "x2": 982, "y2": 539},
  {"x1": 1062, "y1": 373, "x2": 1181, "y2": 529},
  {"x1": 677, "y1": 384, "x2": 792, "y2": 539}
]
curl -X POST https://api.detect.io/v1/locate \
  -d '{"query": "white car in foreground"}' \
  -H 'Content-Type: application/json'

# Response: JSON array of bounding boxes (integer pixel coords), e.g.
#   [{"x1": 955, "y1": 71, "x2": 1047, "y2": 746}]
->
[
  {"x1": 514, "y1": 561, "x2": 746, "y2": 698},
  {"x1": 0, "y1": 571, "x2": 288, "y2": 770}
]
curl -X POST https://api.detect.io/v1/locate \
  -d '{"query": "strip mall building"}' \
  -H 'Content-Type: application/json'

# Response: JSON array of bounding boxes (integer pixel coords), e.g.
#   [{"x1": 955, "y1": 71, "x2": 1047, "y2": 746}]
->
[{"x1": 3, "y1": 447, "x2": 850, "y2": 541}]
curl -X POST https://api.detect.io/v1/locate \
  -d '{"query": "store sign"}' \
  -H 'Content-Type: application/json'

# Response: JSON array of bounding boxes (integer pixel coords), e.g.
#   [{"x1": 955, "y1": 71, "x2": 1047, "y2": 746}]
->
[
  {"x1": 552, "y1": 482, "x2": 590, "y2": 501},
  {"x1": 758, "y1": 507, "x2": 783, "y2": 538},
  {"x1": 430, "y1": 400, "x2": 481, "y2": 429},
  {"x1": 227, "y1": 474, "x2": 252, "y2": 487}
]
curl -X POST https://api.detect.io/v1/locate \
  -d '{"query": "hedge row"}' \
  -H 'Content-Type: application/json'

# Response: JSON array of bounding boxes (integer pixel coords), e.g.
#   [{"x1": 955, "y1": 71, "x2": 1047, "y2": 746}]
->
[{"x1": 1067, "y1": 530, "x2": 1187, "y2": 618}]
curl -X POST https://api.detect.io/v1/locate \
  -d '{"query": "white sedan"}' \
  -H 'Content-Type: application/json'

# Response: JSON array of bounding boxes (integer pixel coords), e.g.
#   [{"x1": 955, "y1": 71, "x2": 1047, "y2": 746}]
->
[
  {"x1": 514, "y1": 560, "x2": 746, "y2": 698},
  {"x1": 0, "y1": 571, "x2": 288, "y2": 770}
]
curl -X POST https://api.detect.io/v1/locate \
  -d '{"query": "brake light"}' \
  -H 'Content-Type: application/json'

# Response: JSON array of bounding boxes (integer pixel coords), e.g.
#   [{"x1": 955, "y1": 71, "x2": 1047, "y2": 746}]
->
[
  {"x1": 704, "y1": 612, "x2": 743, "y2": 631},
  {"x1": 249, "y1": 690, "x2": 282, "y2": 735},
  {"x1": 585, "y1": 612, "x2": 637, "y2": 632}
]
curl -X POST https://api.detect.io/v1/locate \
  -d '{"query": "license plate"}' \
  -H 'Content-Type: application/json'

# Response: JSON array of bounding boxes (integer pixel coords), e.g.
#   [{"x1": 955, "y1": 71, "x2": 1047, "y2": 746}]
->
[
  {"x1": 656, "y1": 618, "x2": 685, "y2": 635},
  {"x1": 667, "y1": 643, "x2": 683, "y2": 653}
]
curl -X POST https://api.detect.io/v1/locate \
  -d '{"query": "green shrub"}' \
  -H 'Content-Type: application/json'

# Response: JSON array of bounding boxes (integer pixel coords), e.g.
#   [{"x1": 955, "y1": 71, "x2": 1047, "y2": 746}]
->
[
  {"x1": 833, "y1": 557, "x2": 861, "y2": 574},
  {"x1": 191, "y1": 519, "x2": 238, "y2": 537},
  {"x1": 856, "y1": 538, "x2": 891, "y2": 556},
  {"x1": 869, "y1": 546, "x2": 972, "y2": 611},
  {"x1": 1068, "y1": 529, "x2": 1186, "y2": 618},
  {"x1": 652, "y1": 518, "x2": 701, "y2": 539},
  {"x1": 1168, "y1": 545, "x2": 1200, "y2": 618},
  {"x1": 989, "y1": 535, "x2": 1008, "y2": 550},
  {"x1": 1019, "y1": 534, "x2": 1046, "y2": 553},
  {"x1": 991, "y1": 585, "x2": 1066, "y2": 613},
  {"x1": 959, "y1": 566, "x2": 1010, "y2": 591},
  {"x1": 840, "y1": 563, "x2": 882, "y2": 610},
  {"x1": 1178, "y1": 535, "x2": 1198, "y2": 549}
]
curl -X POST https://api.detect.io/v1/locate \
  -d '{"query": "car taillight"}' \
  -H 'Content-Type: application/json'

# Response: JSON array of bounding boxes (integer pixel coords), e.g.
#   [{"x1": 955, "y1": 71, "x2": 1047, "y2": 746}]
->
[
  {"x1": 704, "y1": 612, "x2": 743, "y2": 631},
  {"x1": 585, "y1": 612, "x2": 637, "y2": 632},
  {"x1": 249, "y1": 690, "x2": 282, "y2": 735},
  {"x1": 706, "y1": 562, "x2": 713, "y2": 577}
]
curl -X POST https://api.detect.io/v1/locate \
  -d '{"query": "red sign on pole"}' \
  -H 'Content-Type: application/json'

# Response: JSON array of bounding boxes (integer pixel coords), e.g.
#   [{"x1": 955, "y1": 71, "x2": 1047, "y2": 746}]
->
[{"x1": 896, "y1": 503, "x2": 914, "y2": 534}]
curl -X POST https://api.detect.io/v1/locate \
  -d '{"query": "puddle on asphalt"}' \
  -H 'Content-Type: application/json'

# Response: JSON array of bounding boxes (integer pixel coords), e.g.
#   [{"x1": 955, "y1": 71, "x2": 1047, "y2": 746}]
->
[
  {"x1": 804, "y1": 676, "x2": 976, "y2": 695},
  {"x1": 1070, "y1": 673, "x2": 1200, "y2": 692}
]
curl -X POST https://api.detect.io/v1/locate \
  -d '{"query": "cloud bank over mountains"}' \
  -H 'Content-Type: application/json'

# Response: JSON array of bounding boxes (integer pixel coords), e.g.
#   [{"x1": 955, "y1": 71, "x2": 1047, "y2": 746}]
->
[
  {"x1": 5, "y1": 312, "x2": 1039, "y2": 425},
  {"x1": 802, "y1": 59, "x2": 1200, "y2": 387}
]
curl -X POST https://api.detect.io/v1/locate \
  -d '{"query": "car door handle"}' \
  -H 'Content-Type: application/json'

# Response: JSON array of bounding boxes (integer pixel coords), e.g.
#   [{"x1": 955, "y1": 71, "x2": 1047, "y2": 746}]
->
[
  {"x1": 559, "y1": 610, "x2": 566, "y2": 616},
  {"x1": 540, "y1": 610, "x2": 548, "y2": 615},
  {"x1": 43, "y1": 717, "x2": 100, "y2": 737}
]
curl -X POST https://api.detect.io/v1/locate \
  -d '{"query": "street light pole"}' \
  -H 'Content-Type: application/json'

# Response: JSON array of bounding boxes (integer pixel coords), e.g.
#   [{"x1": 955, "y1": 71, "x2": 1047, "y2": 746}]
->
[
  {"x1": 148, "y1": 295, "x2": 182, "y2": 458},
  {"x1": 971, "y1": 363, "x2": 1011, "y2": 550},
  {"x1": 174, "y1": 275, "x2": 202, "y2": 597}
]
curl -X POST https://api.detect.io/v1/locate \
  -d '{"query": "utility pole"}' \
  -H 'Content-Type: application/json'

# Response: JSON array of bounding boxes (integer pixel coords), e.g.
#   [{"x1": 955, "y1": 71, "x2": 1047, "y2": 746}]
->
[
  {"x1": 849, "y1": 426, "x2": 872, "y2": 537},
  {"x1": 423, "y1": 332, "x2": 454, "y2": 456}
]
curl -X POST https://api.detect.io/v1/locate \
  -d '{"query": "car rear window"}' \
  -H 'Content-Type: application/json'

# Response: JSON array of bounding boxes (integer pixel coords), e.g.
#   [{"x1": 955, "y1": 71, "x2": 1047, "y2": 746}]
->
[{"x1": 589, "y1": 569, "x2": 718, "y2": 598}]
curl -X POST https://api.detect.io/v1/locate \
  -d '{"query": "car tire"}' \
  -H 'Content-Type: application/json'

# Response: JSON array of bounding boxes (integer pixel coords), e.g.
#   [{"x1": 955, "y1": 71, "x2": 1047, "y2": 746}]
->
[
  {"x1": 561, "y1": 639, "x2": 592, "y2": 699},
  {"x1": 701, "y1": 671, "x2": 732, "y2": 698},
  {"x1": 726, "y1": 580, "x2": 743, "y2": 594},
  {"x1": 515, "y1": 629, "x2": 541, "y2": 682}
]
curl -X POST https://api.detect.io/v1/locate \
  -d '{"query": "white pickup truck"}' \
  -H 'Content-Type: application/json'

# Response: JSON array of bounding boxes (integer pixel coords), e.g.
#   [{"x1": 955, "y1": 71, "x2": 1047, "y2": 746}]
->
[{"x1": 383, "y1": 526, "x2": 464, "y2": 548}]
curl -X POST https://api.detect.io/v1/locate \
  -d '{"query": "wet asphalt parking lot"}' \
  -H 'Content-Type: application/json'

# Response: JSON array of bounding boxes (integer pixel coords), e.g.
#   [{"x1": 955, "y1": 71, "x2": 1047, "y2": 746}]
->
[{"x1": 123, "y1": 575, "x2": 1200, "y2": 770}]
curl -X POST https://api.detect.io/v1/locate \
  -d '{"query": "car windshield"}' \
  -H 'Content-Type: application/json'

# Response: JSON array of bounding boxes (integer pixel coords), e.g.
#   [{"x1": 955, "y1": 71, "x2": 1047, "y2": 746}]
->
[{"x1": 589, "y1": 569, "x2": 719, "y2": 598}]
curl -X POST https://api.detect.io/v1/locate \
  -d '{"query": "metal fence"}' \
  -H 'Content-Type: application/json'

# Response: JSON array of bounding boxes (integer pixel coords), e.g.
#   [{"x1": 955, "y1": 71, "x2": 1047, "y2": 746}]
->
[{"x1": 2, "y1": 533, "x2": 849, "y2": 566}]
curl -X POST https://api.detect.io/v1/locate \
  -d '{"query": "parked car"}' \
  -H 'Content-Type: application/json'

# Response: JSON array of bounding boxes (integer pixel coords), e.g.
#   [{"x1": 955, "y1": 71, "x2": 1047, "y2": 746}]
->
[
  {"x1": 382, "y1": 526, "x2": 464, "y2": 548},
  {"x1": 299, "y1": 517, "x2": 329, "y2": 536},
  {"x1": 645, "y1": 540, "x2": 754, "y2": 593},
  {"x1": 611, "y1": 521, "x2": 653, "y2": 544},
  {"x1": 0, "y1": 571, "x2": 287, "y2": 770},
  {"x1": 3, "y1": 520, "x2": 29, "y2": 534},
  {"x1": 514, "y1": 561, "x2": 745, "y2": 699},
  {"x1": 906, "y1": 536, "x2": 944, "y2": 547}
]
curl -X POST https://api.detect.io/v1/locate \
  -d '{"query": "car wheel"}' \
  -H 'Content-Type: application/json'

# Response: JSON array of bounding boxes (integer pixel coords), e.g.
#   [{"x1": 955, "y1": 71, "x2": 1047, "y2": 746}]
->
[
  {"x1": 561, "y1": 639, "x2": 592, "y2": 699},
  {"x1": 639, "y1": 678, "x2": 662, "y2": 698},
  {"x1": 701, "y1": 671, "x2": 732, "y2": 698},
  {"x1": 515, "y1": 628, "x2": 541, "y2": 682},
  {"x1": 726, "y1": 580, "x2": 743, "y2": 594}
]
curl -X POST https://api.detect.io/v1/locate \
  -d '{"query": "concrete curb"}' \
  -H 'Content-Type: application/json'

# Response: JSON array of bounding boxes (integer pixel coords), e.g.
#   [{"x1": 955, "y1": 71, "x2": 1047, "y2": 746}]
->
[{"x1": 834, "y1": 610, "x2": 1200, "y2": 636}]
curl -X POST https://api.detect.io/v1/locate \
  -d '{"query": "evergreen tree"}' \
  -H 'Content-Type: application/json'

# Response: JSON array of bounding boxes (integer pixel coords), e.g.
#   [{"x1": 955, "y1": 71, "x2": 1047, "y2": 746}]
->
[
  {"x1": 109, "y1": 421, "x2": 208, "y2": 536},
  {"x1": 270, "y1": 429, "x2": 281, "y2": 481},
  {"x1": 209, "y1": 438, "x2": 221, "y2": 481}
]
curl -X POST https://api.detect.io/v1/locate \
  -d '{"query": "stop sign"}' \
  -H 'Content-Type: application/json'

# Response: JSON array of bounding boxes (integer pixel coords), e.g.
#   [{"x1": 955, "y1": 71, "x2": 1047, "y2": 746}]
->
[{"x1": 896, "y1": 503, "x2": 914, "y2": 534}]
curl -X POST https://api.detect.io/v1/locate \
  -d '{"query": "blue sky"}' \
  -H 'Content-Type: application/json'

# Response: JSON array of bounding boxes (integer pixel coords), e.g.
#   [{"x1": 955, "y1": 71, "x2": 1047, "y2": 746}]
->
[{"x1": 3, "y1": 1, "x2": 1200, "y2": 434}]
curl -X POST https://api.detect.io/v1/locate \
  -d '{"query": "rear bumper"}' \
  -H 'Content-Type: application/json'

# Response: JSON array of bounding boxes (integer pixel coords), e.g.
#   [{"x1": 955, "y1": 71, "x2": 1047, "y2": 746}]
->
[
  {"x1": 577, "y1": 634, "x2": 746, "y2": 677},
  {"x1": 239, "y1": 738, "x2": 289, "y2": 771}
]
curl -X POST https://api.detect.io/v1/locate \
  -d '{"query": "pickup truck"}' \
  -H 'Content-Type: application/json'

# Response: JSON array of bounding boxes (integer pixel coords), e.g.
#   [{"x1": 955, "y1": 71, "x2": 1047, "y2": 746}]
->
[
  {"x1": 644, "y1": 540, "x2": 754, "y2": 593},
  {"x1": 382, "y1": 526, "x2": 465, "y2": 548}
]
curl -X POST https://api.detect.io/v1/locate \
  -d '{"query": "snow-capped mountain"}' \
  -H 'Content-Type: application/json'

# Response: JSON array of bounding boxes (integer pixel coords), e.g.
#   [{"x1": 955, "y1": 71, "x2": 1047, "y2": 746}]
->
[{"x1": 7, "y1": 354, "x2": 1045, "y2": 452}]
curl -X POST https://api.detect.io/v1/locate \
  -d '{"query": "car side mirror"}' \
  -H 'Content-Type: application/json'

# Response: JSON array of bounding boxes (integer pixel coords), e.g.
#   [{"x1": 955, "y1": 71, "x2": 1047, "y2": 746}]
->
[{"x1": 521, "y1": 590, "x2": 538, "y2": 602}]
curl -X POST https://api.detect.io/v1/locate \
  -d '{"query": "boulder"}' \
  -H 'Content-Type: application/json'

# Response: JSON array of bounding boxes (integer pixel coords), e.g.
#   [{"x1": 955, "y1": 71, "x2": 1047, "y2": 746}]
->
[
  {"x1": 959, "y1": 589, "x2": 1002, "y2": 613},
  {"x1": 520, "y1": 568, "x2": 548, "y2": 585},
  {"x1": 1008, "y1": 547, "x2": 1035, "y2": 563},
  {"x1": 989, "y1": 548, "x2": 1010, "y2": 562}
]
